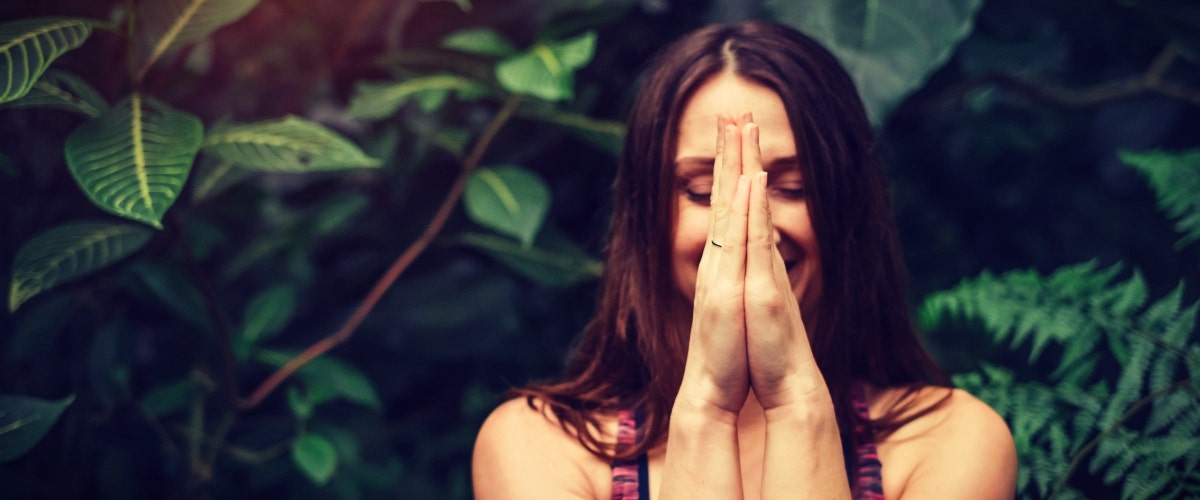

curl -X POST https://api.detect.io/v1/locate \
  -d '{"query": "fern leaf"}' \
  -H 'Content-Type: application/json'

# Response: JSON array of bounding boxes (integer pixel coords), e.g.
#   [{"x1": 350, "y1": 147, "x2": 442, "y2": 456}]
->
[
  {"x1": 919, "y1": 261, "x2": 1117, "y2": 365},
  {"x1": 1124, "y1": 460, "x2": 1173, "y2": 500},
  {"x1": 1146, "y1": 390, "x2": 1196, "y2": 435},
  {"x1": 1093, "y1": 429, "x2": 1139, "y2": 484},
  {"x1": 1100, "y1": 334, "x2": 1155, "y2": 429},
  {"x1": 1121, "y1": 149, "x2": 1200, "y2": 248}
]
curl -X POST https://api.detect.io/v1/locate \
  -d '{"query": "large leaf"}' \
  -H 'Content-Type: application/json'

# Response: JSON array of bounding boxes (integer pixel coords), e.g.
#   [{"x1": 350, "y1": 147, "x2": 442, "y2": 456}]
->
[
  {"x1": 138, "y1": 0, "x2": 261, "y2": 74},
  {"x1": 9, "y1": 222, "x2": 153, "y2": 312},
  {"x1": 464, "y1": 166, "x2": 551, "y2": 247},
  {"x1": 766, "y1": 0, "x2": 983, "y2": 125},
  {"x1": 201, "y1": 115, "x2": 380, "y2": 171},
  {"x1": 292, "y1": 432, "x2": 337, "y2": 485},
  {"x1": 1121, "y1": 149, "x2": 1200, "y2": 248},
  {"x1": 0, "y1": 394, "x2": 74, "y2": 462},
  {"x1": 0, "y1": 18, "x2": 92, "y2": 104},
  {"x1": 1, "y1": 69, "x2": 106, "y2": 117},
  {"x1": 496, "y1": 31, "x2": 597, "y2": 101},
  {"x1": 347, "y1": 74, "x2": 489, "y2": 119},
  {"x1": 65, "y1": 94, "x2": 203, "y2": 228}
]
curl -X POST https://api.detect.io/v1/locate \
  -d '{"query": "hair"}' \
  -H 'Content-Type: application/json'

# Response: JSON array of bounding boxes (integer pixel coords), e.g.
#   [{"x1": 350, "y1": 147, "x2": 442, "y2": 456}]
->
[{"x1": 512, "y1": 20, "x2": 949, "y2": 464}]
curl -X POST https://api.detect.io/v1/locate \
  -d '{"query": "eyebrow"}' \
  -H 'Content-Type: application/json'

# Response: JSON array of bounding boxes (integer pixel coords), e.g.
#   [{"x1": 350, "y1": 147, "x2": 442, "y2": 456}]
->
[{"x1": 674, "y1": 156, "x2": 802, "y2": 173}]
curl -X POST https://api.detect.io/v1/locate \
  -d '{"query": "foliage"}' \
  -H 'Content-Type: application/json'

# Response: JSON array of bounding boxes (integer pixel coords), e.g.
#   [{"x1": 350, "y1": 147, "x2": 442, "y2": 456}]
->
[
  {"x1": 0, "y1": 395, "x2": 74, "y2": 462},
  {"x1": 1120, "y1": 149, "x2": 1200, "y2": 248},
  {"x1": 1, "y1": 0, "x2": 1199, "y2": 498},
  {"x1": 924, "y1": 150, "x2": 1200, "y2": 497},
  {"x1": 765, "y1": 0, "x2": 983, "y2": 124},
  {"x1": 926, "y1": 260, "x2": 1200, "y2": 498}
]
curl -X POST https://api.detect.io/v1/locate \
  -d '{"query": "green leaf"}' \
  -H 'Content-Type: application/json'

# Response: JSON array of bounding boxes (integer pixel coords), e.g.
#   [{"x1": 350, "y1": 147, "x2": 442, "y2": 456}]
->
[
  {"x1": 456, "y1": 232, "x2": 602, "y2": 287},
  {"x1": 1, "y1": 69, "x2": 106, "y2": 117},
  {"x1": 0, "y1": 394, "x2": 74, "y2": 462},
  {"x1": 9, "y1": 222, "x2": 153, "y2": 312},
  {"x1": 766, "y1": 0, "x2": 983, "y2": 125},
  {"x1": 292, "y1": 432, "x2": 337, "y2": 485},
  {"x1": 201, "y1": 115, "x2": 380, "y2": 171},
  {"x1": 240, "y1": 284, "x2": 296, "y2": 345},
  {"x1": 256, "y1": 350, "x2": 382, "y2": 410},
  {"x1": 441, "y1": 28, "x2": 518, "y2": 57},
  {"x1": 347, "y1": 74, "x2": 489, "y2": 119},
  {"x1": 496, "y1": 31, "x2": 597, "y2": 101},
  {"x1": 140, "y1": 379, "x2": 197, "y2": 417},
  {"x1": 0, "y1": 18, "x2": 92, "y2": 104},
  {"x1": 65, "y1": 94, "x2": 203, "y2": 228},
  {"x1": 1121, "y1": 149, "x2": 1200, "y2": 248},
  {"x1": 464, "y1": 166, "x2": 551, "y2": 247},
  {"x1": 138, "y1": 0, "x2": 261, "y2": 73}
]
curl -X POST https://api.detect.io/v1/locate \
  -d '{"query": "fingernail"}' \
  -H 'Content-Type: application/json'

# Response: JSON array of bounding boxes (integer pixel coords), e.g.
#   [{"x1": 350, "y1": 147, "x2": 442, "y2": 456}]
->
[{"x1": 744, "y1": 111, "x2": 754, "y2": 122}]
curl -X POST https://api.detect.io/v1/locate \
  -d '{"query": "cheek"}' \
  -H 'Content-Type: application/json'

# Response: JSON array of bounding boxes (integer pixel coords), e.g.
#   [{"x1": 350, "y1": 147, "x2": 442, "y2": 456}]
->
[{"x1": 671, "y1": 204, "x2": 709, "y2": 295}]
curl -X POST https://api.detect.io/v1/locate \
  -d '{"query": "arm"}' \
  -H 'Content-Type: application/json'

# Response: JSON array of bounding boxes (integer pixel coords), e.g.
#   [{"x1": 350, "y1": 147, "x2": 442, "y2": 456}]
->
[
  {"x1": 739, "y1": 121, "x2": 850, "y2": 499},
  {"x1": 659, "y1": 116, "x2": 752, "y2": 500}
]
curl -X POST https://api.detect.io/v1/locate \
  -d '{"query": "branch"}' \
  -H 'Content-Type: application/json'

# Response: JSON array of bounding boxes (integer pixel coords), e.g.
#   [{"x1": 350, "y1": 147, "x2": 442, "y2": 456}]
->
[
  {"x1": 238, "y1": 94, "x2": 524, "y2": 409},
  {"x1": 1047, "y1": 379, "x2": 1193, "y2": 499},
  {"x1": 907, "y1": 43, "x2": 1200, "y2": 112}
]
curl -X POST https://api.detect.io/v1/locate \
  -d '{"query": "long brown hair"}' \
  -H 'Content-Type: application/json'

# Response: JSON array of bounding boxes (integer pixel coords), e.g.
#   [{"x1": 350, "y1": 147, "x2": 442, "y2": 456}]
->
[{"x1": 513, "y1": 20, "x2": 948, "y2": 462}]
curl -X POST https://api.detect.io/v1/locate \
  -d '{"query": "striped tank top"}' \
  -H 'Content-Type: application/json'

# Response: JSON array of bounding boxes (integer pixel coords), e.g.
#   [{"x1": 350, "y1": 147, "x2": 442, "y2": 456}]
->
[{"x1": 610, "y1": 384, "x2": 884, "y2": 499}]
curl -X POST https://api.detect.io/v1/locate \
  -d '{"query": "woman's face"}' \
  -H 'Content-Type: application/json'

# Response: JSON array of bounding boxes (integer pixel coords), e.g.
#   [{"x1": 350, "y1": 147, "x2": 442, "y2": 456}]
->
[{"x1": 671, "y1": 72, "x2": 823, "y2": 317}]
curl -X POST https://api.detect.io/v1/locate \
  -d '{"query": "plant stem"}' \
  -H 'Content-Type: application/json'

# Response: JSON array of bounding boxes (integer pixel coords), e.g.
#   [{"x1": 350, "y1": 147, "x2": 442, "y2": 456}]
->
[
  {"x1": 238, "y1": 94, "x2": 523, "y2": 409},
  {"x1": 1047, "y1": 379, "x2": 1193, "y2": 499},
  {"x1": 173, "y1": 212, "x2": 241, "y2": 406}
]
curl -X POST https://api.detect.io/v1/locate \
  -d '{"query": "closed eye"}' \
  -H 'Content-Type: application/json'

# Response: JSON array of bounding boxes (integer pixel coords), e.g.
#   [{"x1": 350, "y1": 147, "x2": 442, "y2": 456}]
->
[
  {"x1": 685, "y1": 187, "x2": 712, "y2": 205},
  {"x1": 770, "y1": 185, "x2": 805, "y2": 201}
]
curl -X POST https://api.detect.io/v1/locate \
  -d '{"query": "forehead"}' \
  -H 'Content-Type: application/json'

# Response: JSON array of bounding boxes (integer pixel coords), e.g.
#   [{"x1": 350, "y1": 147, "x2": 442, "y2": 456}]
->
[{"x1": 675, "y1": 73, "x2": 797, "y2": 162}]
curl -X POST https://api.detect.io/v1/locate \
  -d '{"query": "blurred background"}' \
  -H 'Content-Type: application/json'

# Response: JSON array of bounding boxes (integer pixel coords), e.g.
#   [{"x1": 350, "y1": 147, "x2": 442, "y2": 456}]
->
[{"x1": 2, "y1": 0, "x2": 1198, "y2": 498}]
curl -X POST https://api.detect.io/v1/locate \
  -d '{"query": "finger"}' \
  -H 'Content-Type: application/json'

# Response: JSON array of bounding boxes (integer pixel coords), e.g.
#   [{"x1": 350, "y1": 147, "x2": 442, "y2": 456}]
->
[
  {"x1": 716, "y1": 174, "x2": 751, "y2": 290},
  {"x1": 712, "y1": 123, "x2": 742, "y2": 245},
  {"x1": 747, "y1": 171, "x2": 774, "y2": 289},
  {"x1": 708, "y1": 114, "x2": 731, "y2": 242},
  {"x1": 742, "y1": 122, "x2": 763, "y2": 177}
]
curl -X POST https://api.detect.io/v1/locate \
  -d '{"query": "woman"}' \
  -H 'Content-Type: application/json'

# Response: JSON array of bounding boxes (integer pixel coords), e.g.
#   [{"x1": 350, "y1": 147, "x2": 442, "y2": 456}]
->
[{"x1": 473, "y1": 21, "x2": 1016, "y2": 499}]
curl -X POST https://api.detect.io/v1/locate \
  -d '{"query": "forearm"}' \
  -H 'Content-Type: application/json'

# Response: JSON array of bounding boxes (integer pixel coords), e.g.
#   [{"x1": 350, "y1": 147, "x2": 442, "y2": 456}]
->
[
  {"x1": 659, "y1": 395, "x2": 744, "y2": 500},
  {"x1": 761, "y1": 387, "x2": 851, "y2": 500}
]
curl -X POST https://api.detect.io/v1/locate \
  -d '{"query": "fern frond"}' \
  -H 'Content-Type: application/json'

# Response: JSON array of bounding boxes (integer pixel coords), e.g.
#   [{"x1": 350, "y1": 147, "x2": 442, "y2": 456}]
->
[
  {"x1": 1124, "y1": 459, "x2": 1174, "y2": 500},
  {"x1": 920, "y1": 261, "x2": 1116, "y2": 364},
  {"x1": 1120, "y1": 149, "x2": 1200, "y2": 248},
  {"x1": 1091, "y1": 428, "x2": 1138, "y2": 483},
  {"x1": 1101, "y1": 334, "x2": 1155, "y2": 429},
  {"x1": 1145, "y1": 390, "x2": 1196, "y2": 435}
]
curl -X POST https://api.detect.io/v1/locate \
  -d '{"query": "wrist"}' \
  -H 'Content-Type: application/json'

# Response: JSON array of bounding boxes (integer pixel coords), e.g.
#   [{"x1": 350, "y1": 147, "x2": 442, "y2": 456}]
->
[{"x1": 671, "y1": 390, "x2": 742, "y2": 428}]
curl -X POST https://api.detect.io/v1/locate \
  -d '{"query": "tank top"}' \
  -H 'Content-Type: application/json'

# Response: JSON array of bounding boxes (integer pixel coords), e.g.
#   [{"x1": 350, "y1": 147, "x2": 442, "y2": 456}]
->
[{"x1": 610, "y1": 384, "x2": 884, "y2": 499}]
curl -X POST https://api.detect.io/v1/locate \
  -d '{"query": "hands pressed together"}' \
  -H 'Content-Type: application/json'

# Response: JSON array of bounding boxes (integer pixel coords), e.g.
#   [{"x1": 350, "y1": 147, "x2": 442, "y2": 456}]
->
[{"x1": 679, "y1": 112, "x2": 828, "y2": 417}]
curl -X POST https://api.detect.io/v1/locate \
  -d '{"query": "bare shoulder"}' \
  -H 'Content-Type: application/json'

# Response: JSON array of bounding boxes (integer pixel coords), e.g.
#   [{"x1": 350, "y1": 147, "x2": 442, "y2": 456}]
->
[
  {"x1": 871, "y1": 386, "x2": 1017, "y2": 499},
  {"x1": 472, "y1": 397, "x2": 612, "y2": 500}
]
